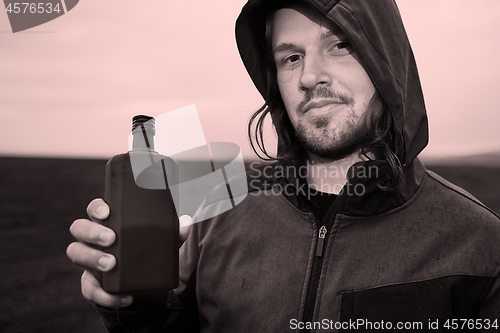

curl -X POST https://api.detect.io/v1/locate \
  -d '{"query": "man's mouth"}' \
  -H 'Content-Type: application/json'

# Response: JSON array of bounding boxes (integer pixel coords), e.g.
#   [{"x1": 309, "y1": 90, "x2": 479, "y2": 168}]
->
[{"x1": 302, "y1": 99, "x2": 346, "y2": 114}]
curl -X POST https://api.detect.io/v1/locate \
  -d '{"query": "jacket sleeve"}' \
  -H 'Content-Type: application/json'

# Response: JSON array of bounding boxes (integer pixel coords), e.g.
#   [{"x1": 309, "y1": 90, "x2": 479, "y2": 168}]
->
[
  {"x1": 479, "y1": 273, "x2": 500, "y2": 332},
  {"x1": 95, "y1": 225, "x2": 201, "y2": 333}
]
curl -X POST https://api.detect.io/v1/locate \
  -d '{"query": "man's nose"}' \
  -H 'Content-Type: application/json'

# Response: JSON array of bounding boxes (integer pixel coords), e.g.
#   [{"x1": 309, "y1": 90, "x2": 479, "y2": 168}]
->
[{"x1": 299, "y1": 53, "x2": 331, "y2": 91}]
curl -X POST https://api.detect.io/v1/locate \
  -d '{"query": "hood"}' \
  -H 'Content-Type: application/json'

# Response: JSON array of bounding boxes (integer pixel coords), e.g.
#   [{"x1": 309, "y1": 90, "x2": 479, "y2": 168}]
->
[{"x1": 235, "y1": 0, "x2": 428, "y2": 167}]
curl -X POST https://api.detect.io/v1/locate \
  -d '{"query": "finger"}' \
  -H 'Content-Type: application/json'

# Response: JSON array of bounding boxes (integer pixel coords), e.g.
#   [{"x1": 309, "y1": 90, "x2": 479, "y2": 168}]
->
[
  {"x1": 81, "y1": 270, "x2": 133, "y2": 308},
  {"x1": 179, "y1": 215, "x2": 193, "y2": 244},
  {"x1": 67, "y1": 242, "x2": 116, "y2": 271},
  {"x1": 86, "y1": 198, "x2": 110, "y2": 222},
  {"x1": 180, "y1": 225, "x2": 192, "y2": 244},
  {"x1": 70, "y1": 219, "x2": 115, "y2": 247}
]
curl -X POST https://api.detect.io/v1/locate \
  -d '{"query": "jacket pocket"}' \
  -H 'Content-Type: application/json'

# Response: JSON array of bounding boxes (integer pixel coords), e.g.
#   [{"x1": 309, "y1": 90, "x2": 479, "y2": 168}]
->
[{"x1": 339, "y1": 275, "x2": 492, "y2": 332}]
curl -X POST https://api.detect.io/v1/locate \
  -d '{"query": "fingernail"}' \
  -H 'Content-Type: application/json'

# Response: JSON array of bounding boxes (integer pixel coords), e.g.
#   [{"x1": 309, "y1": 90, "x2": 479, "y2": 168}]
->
[
  {"x1": 97, "y1": 255, "x2": 114, "y2": 270},
  {"x1": 96, "y1": 205, "x2": 109, "y2": 218},
  {"x1": 121, "y1": 296, "x2": 133, "y2": 306},
  {"x1": 99, "y1": 231, "x2": 114, "y2": 245}
]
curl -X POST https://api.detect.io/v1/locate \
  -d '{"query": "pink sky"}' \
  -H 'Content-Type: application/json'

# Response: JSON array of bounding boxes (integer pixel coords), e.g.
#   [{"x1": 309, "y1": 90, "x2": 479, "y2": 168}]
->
[{"x1": 1, "y1": 0, "x2": 499, "y2": 159}]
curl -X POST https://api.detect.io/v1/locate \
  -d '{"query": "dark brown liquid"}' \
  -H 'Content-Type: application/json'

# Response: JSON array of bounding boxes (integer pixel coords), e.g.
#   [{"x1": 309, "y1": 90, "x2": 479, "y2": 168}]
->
[{"x1": 100, "y1": 151, "x2": 179, "y2": 295}]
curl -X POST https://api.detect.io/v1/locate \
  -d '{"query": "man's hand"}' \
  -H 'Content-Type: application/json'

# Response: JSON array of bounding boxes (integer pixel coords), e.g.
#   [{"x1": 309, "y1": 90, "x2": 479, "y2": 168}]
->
[
  {"x1": 66, "y1": 198, "x2": 133, "y2": 308},
  {"x1": 67, "y1": 198, "x2": 193, "y2": 309}
]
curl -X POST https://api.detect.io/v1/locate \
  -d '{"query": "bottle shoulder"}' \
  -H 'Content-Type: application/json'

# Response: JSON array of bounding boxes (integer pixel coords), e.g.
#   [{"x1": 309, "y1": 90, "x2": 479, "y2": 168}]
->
[{"x1": 106, "y1": 150, "x2": 178, "y2": 168}]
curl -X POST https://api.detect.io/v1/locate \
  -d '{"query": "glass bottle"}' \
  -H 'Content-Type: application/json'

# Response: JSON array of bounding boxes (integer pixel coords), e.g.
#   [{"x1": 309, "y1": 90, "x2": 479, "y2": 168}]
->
[{"x1": 99, "y1": 115, "x2": 179, "y2": 295}]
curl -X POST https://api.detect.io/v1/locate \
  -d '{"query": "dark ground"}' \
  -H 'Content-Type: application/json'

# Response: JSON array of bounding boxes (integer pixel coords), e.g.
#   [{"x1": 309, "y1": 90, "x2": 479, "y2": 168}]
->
[{"x1": 0, "y1": 157, "x2": 499, "y2": 333}]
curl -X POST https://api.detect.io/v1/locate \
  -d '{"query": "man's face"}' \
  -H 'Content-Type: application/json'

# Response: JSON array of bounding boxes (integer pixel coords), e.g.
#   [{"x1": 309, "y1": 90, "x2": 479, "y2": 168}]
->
[{"x1": 271, "y1": 5, "x2": 377, "y2": 160}]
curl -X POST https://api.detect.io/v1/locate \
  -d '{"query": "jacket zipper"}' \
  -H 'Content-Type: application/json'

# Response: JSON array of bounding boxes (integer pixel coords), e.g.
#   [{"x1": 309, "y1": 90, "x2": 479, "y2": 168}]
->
[
  {"x1": 278, "y1": 174, "x2": 341, "y2": 333},
  {"x1": 315, "y1": 226, "x2": 327, "y2": 257},
  {"x1": 301, "y1": 195, "x2": 344, "y2": 333},
  {"x1": 301, "y1": 219, "x2": 334, "y2": 333}
]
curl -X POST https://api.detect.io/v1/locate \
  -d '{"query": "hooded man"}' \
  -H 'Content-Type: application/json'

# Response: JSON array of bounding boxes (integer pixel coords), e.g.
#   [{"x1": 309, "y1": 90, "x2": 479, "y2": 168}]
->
[{"x1": 68, "y1": 0, "x2": 500, "y2": 332}]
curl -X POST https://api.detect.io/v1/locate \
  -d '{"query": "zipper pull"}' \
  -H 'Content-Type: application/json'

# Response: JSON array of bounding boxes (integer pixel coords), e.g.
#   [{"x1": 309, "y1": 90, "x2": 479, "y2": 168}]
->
[{"x1": 315, "y1": 226, "x2": 327, "y2": 257}]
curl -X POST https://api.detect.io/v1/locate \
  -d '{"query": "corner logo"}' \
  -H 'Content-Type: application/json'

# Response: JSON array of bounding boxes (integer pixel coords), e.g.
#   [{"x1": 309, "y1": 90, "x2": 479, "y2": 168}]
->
[{"x1": 4, "y1": 0, "x2": 79, "y2": 33}]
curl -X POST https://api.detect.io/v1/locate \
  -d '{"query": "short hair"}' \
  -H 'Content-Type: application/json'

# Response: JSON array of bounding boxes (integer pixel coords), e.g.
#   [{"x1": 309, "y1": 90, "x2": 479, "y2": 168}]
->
[{"x1": 247, "y1": 7, "x2": 403, "y2": 190}]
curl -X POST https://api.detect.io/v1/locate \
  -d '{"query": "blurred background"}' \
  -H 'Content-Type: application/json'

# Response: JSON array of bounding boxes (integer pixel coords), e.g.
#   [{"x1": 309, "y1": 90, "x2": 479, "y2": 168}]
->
[{"x1": 1, "y1": 1, "x2": 499, "y2": 332}]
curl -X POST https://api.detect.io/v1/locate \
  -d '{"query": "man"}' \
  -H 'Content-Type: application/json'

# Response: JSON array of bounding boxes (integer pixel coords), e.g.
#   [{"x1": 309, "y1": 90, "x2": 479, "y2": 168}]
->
[{"x1": 67, "y1": 0, "x2": 500, "y2": 332}]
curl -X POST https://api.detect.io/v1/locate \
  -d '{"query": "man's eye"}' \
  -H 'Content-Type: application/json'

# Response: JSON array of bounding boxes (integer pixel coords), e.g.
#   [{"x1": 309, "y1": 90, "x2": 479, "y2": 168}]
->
[
  {"x1": 330, "y1": 41, "x2": 353, "y2": 54},
  {"x1": 283, "y1": 54, "x2": 302, "y2": 64}
]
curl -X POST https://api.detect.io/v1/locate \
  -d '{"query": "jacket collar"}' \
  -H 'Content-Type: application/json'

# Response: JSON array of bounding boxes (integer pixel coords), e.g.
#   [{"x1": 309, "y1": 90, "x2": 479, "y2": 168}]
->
[{"x1": 248, "y1": 157, "x2": 426, "y2": 217}]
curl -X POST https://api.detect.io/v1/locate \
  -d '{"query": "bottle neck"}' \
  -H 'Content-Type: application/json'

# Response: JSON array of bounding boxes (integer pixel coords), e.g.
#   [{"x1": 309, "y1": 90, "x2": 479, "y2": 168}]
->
[{"x1": 131, "y1": 128, "x2": 155, "y2": 151}]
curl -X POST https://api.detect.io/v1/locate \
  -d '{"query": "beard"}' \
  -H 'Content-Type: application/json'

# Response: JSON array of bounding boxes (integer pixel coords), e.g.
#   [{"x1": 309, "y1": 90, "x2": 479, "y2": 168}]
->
[{"x1": 295, "y1": 113, "x2": 371, "y2": 160}]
